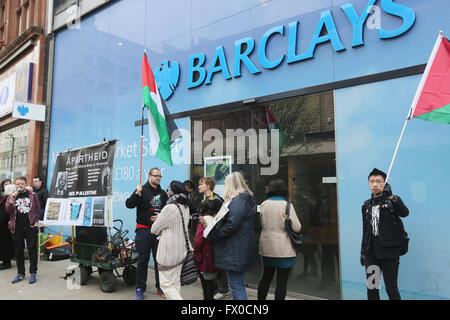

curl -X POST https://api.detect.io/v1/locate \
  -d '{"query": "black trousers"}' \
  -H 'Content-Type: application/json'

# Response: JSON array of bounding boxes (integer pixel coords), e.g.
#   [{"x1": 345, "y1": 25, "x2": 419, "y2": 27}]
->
[
  {"x1": 215, "y1": 269, "x2": 229, "y2": 294},
  {"x1": 12, "y1": 226, "x2": 38, "y2": 275},
  {"x1": 199, "y1": 273, "x2": 216, "y2": 300},
  {"x1": 365, "y1": 254, "x2": 401, "y2": 300},
  {"x1": 135, "y1": 228, "x2": 160, "y2": 291},
  {"x1": 257, "y1": 265, "x2": 291, "y2": 300}
]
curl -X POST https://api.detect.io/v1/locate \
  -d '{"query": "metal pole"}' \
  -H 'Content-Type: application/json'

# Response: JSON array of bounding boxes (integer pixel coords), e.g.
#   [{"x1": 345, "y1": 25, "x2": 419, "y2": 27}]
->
[
  {"x1": 385, "y1": 111, "x2": 412, "y2": 183},
  {"x1": 139, "y1": 106, "x2": 144, "y2": 185},
  {"x1": 9, "y1": 135, "x2": 15, "y2": 177}
]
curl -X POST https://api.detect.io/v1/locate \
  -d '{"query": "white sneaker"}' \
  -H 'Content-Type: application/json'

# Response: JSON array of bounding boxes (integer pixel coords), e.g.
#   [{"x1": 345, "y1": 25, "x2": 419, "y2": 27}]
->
[{"x1": 214, "y1": 291, "x2": 232, "y2": 300}]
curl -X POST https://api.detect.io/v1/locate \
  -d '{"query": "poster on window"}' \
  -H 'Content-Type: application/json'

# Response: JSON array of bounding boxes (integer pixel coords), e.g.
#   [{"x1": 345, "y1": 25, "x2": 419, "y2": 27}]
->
[
  {"x1": 44, "y1": 140, "x2": 116, "y2": 227},
  {"x1": 204, "y1": 156, "x2": 232, "y2": 197}
]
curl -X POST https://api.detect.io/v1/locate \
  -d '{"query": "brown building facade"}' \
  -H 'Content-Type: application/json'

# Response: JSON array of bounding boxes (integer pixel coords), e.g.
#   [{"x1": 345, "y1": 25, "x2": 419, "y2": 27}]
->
[{"x1": 0, "y1": 0, "x2": 47, "y2": 184}]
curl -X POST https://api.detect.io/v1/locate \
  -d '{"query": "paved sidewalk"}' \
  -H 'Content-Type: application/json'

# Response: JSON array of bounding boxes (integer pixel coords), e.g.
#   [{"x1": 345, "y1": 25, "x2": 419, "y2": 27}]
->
[{"x1": 0, "y1": 258, "x2": 297, "y2": 300}]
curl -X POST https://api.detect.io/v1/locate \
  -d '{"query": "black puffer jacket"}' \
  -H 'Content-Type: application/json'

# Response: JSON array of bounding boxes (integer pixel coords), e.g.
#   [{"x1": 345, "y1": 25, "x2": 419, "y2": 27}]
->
[
  {"x1": 361, "y1": 194, "x2": 409, "y2": 261},
  {"x1": 207, "y1": 192, "x2": 256, "y2": 273},
  {"x1": 125, "y1": 182, "x2": 168, "y2": 228}
]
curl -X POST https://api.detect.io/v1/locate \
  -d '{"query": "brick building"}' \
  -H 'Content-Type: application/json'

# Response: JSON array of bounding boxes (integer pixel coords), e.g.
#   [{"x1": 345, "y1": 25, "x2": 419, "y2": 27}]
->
[{"x1": 0, "y1": 0, "x2": 47, "y2": 184}]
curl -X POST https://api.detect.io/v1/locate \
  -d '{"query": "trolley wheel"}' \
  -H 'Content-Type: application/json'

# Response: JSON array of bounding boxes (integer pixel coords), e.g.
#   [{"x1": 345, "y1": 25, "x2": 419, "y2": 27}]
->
[
  {"x1": 123, "y1": 265, "x2": 136, "y2": 286},
  {"x1": 99, "y1": 271, "x2": 117, "y2": 293},
  {"x1": 79, "y1": 265, "x2": 90, "y2": 285}
]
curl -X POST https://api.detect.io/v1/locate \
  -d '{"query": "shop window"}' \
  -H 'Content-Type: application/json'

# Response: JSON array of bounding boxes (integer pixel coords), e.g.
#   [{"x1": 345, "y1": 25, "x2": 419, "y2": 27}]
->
[
  {"x1": 190, "y1": 91, "x2": 340, "y2": 299},
  {"x1": 0, "y1": 122, "x2": 29, "y2": 180}
]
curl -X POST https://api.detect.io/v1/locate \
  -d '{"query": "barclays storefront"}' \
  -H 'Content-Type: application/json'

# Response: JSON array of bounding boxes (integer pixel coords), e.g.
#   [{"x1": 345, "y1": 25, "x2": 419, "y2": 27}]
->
[{"x1": 47, "y1": 0, "x2": 450, "y2": 299}]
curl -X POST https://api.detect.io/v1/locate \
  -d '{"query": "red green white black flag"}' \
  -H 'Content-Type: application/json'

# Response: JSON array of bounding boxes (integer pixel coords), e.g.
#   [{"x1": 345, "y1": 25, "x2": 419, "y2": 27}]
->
[
  {"x1": 142, "y1": 53, "x2": 173, "y2": 166},
  {"x1": 411, "y1": 32, "x2": 450, "y2": 124},
  {"x1": 387, "y1": 31, "x2": 450, "y2": 182}
]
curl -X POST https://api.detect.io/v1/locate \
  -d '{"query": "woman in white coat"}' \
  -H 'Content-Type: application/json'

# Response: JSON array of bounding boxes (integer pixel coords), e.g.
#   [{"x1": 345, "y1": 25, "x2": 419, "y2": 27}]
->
[{"x1": 258, "y1": 179, "x2": 301, "y2": 300}]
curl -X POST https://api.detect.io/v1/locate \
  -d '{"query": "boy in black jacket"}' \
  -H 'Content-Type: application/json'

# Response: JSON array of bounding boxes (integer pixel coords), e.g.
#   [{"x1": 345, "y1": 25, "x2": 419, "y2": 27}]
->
[
  {"x1": 126, "y1": 168, "x2": 168, "y2": 300},
  {"x1": 361, "y1": 168, "x2": 409, "y2": 300}
]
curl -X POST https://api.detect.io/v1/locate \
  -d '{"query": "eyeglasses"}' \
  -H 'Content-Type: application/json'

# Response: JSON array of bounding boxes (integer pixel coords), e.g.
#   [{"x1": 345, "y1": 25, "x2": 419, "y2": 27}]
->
[{"x1": 150, "y1": 175, "x2": 162, "y2": 178}]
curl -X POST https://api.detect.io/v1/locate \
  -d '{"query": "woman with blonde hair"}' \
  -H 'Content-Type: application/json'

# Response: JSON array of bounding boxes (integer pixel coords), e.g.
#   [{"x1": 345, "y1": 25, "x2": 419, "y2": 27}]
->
[{"x1": 207, "y1": 171, "x2": 256, "y2": 300}]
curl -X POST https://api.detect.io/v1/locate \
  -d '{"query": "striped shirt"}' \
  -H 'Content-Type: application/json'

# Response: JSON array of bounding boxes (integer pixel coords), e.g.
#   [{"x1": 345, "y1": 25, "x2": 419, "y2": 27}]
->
[{"x1": 151, "y1": 203, "x2": 192, "y2": 268}]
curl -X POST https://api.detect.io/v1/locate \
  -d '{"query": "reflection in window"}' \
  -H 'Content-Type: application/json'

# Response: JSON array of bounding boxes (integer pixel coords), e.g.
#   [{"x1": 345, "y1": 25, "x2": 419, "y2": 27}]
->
[
  {"x1": 190, "y1": 91, "x2": 340, "y2": 299},
  {"x1": 0, "y1": 122, "x2": 29, "y2": 180}
]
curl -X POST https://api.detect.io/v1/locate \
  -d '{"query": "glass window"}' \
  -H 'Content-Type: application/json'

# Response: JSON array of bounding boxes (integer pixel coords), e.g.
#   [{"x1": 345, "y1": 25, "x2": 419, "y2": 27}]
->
[
  {"x1": 190, "y1": 91, "x2": 340, "y2": 299},
  {"x1": 0, "y1": 122, "x2": 29, "y2": 180}
]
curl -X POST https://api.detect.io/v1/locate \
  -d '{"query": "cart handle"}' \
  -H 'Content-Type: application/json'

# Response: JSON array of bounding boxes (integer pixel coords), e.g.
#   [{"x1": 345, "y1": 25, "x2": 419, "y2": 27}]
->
[{"x1": 112, "y1": 219, "x2": 123, "y2": 232}]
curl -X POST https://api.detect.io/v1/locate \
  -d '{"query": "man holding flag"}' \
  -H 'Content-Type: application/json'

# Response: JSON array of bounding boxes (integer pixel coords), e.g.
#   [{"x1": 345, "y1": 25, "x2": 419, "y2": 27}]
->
[
  {"x1": 360, "y1": 31, "x2": 449, "y2": 300},
  {"x1": 126, "y1": 168, "x2": 168, "y2": 300}
]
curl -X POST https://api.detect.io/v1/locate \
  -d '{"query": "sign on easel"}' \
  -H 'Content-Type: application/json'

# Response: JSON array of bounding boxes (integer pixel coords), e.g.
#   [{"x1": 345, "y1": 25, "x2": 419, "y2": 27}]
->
[{"x1": 44, "y1": 140, "x2": 116, "y2": 227}]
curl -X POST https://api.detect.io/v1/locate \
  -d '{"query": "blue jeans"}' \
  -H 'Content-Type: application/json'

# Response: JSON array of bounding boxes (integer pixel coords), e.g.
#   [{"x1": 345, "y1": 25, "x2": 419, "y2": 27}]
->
[{"x1": 226, "y1": 271, "x2": 247, "y2": 300}]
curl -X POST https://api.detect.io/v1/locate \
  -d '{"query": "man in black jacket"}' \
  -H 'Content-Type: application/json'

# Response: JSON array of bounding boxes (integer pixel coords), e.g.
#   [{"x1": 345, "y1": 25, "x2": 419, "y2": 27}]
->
[
  {"x1": 32, "y1": 176, "x2": 48, "y2": 220},
  {"x1": 126, "y1": 168, "x2": 168, "y2": 300},
  {"x1": 361, "y1": 168, "x2": 409, "y2": 300}
]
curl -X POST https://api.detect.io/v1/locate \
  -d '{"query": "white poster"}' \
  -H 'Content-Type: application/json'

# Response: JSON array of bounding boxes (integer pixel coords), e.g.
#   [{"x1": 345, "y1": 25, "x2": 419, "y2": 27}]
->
[
  {"x1": 44, "y1": 196, "x2": 113, "y2": 227},
  {"x1": 0, "y1": 73, "x2": 17, "y2": 118},
  {"x1": 204, "y1": 155, "x2": 232, "y2": 197},
  {"x1": 203, "y1": 203, "x2": 229, "y2": 238}
]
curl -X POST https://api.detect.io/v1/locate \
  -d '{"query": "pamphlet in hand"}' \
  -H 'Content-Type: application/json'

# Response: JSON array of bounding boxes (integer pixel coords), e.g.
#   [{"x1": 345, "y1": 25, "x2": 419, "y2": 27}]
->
[{"x1": 203, "y1": 202, "x2": 229, "y2": 238}]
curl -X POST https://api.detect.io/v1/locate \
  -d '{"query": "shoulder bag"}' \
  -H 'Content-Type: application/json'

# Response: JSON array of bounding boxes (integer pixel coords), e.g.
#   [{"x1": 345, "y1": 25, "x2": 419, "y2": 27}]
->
[
  {"x1": 176, "y1": 204, "x2": 199, "y2": 286},
  {"x1": 285, "y1": 200, "x2": 303, "y2": 251}
]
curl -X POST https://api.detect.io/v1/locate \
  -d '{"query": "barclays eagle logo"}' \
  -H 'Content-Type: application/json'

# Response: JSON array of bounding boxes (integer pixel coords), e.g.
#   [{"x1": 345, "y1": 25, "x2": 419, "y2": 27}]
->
[
  {"x1": 17, "y1": 105, "x2": 29, "y2": 116},
  {"x1": 154, "y1": 60, "x2": 180, "y2": 100}
]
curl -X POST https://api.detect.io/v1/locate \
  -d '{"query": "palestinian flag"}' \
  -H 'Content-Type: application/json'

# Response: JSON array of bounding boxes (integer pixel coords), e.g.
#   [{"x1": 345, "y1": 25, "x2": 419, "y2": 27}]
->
[
  {"x1": 411, "y1": 33, "x2": 450, "y2": 124},
  {"x1": 142, "y1": 53, "x2": 173, "y2": 165},
  {"x1": 262, "y1": 106, "x2": 287, "y2": 148}
]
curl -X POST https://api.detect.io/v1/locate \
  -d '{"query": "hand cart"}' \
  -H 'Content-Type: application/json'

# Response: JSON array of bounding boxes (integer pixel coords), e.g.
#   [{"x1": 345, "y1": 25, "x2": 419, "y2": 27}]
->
[{"x1": 70, "y1": 219, "x2": 138, "y2": 293}]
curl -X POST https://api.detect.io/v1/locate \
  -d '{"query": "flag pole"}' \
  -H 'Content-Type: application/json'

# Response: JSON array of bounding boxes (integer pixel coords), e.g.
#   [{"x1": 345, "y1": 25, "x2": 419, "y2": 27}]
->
[
  {"x1": 385, "y1": 109, "x2": 413, "y2": 183},
  {"x1": 139, "y1": 105, "x2": 144, "y2": 185},
  {"x1": 139, "y1": 49, "x2": 147, "y2": 186},
  {"x1": 386, "y1": 30, "x2": 444, "y2": 183}
]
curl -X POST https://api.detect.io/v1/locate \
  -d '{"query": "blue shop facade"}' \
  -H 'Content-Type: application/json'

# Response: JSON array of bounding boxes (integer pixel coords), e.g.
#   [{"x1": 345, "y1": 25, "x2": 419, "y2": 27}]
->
[{"x1": 47, "y1": 0, "x2": 450, "y2": 300}]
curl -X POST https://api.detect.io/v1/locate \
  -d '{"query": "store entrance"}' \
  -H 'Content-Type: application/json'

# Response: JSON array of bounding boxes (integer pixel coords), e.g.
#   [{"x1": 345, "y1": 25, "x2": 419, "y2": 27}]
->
[{"x1": 190, "y1": 91, "x2": 340, "y2": 299}]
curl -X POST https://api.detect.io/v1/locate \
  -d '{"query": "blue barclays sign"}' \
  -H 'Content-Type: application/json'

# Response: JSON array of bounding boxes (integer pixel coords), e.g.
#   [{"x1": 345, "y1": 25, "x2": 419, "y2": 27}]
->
[{"x1": 155, "y1": 0, "x2": 416, "y2": 99}]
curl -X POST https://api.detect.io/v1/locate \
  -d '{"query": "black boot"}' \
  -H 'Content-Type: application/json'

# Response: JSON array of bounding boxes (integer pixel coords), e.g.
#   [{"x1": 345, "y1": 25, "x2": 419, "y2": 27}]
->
[{"x1": 0, "y1": 261, "x2": 11, "y2": 270}]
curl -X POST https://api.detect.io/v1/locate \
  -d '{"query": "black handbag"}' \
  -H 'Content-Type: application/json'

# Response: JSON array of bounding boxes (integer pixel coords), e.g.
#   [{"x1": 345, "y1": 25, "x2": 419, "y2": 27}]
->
[
  {"x1": 395, "y1": 214, "x2": 410, "y2": 256},
  {"x1": 285, "y1": 201, "x2": 303, "y2": 251},
  {"x1": 176, "y1": 204, "x2": 199, "y2": 286}
]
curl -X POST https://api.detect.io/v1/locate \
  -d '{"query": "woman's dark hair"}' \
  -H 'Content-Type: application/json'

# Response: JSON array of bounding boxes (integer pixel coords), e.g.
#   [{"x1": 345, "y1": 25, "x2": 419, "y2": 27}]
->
[
  {"x1": 183, "y1": 180, "x2": 194, "y2": 189},
  {"x1": 0, "y1": 179, "x2": 11, "y2": 193},
  {"x1": 266, "y1": 179, "x2": 289, "y2": 199}
]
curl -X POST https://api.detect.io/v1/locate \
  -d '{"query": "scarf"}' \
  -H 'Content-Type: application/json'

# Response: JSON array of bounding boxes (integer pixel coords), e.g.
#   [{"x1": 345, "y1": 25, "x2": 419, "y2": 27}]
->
[{"x1": 166, "y1": 193, "x2": 188, "y2": 205}]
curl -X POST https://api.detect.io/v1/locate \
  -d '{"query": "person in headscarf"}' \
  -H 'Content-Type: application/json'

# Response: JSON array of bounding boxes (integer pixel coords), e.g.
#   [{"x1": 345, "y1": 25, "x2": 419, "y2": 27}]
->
[{"x1": 151, "y1": 181, "x2": 192, "y2": 300}]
